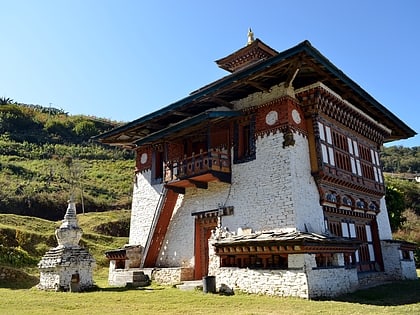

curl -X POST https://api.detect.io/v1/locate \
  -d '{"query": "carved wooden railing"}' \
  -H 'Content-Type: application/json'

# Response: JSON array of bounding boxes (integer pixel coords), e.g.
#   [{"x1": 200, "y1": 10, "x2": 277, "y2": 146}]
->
[{"x1": 164, "y1": 149, "x2": 230, "y2": 182}]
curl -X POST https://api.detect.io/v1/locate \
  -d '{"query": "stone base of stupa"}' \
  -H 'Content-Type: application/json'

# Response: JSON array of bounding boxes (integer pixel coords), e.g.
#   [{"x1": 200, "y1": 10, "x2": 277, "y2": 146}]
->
[{"x1": 38, "y1": 246, "x2": 95, "y2": 291}]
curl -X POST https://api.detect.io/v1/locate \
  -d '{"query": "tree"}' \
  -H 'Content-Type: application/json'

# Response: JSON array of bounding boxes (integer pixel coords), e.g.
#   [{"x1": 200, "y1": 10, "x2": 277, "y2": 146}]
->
[
  {"x1": 385, "y1": 176, "x2": 420, "y2": 215},
  {"x1": 73, "y1": 120, "x2": 98, "y2": 139},
  {"x1": 0, "y1": 97, "x2": 14, "y2": 105},
  {"x1": 385, "y1": 184, "x2": 406, "y2": 232}
]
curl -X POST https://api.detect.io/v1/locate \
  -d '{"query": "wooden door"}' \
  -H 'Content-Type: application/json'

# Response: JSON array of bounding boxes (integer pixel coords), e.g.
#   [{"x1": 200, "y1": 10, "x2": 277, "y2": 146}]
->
[{"x1": 194, "y1": 216, "x2": 217, "y2": 279}]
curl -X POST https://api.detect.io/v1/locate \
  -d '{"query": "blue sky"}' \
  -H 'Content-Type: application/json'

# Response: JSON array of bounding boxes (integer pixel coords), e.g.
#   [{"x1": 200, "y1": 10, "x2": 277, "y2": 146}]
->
[{"x1": 1, "y1": 0, "x2": 419, "y2": 147}]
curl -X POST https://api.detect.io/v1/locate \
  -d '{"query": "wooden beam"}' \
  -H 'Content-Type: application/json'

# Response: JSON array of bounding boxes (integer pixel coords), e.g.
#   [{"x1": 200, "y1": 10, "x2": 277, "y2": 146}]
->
[
  {"x1": 188, "y1": 179, "x2": 208, "y2": 189},
  {"x1": 173, "y1": 111, "x2": 192, "y2": 117},
  {"x1": 165, "y1": 185, "x2": 186, "y2": 194},
  {"x1": 285, "y1": 65, "x2": 300, "y2": 87},
  {"x1": 206, "y1": 96, "x2": 235, "y2": 108},
  {"x1": 245, "y1": 80, "x2": 270, "y2": 92}
]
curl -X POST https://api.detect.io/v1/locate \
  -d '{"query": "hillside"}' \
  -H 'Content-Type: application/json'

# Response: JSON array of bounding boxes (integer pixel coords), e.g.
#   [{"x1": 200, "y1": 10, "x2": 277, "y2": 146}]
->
[
  {"x1": 0, "y1": 210, "x2": 130, "y2": 270},
  {"x1": 0, "y1": 102, "x2": 134, "y2": 220}
]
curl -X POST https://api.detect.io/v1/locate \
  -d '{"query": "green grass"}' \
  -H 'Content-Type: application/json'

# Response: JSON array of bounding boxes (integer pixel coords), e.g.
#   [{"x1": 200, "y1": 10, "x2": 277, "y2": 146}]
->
[
  {"x1": 1, "y1": 212, "x2": 420, "y2": 314},
  {"x1": 0, "y1": 274, "x2": 419, "y2": 315}
]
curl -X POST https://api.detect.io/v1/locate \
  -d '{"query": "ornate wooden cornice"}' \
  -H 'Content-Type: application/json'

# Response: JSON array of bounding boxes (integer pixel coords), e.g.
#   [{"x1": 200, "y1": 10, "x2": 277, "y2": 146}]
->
[
  {"x1": 316, "y1": 172, "x2": 385, "y2": 197},
  {"x1": 216, "y1": 38, "x2": 278, "y2": 73},
  {"x1": 296, "y1": 83, "x2": 391, "y2": 144}
]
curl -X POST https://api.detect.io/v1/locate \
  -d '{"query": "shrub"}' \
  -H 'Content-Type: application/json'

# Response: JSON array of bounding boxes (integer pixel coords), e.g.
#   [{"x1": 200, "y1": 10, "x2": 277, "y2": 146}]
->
[{"x1": 0, "y1": 245, "x2": 38, "y2": 268}]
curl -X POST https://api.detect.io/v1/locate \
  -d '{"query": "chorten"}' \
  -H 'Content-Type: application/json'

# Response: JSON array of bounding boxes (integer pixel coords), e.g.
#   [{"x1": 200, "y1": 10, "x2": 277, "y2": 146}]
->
[{"x1": 38, "y1": 197, "x2": 95, "y2": 291}]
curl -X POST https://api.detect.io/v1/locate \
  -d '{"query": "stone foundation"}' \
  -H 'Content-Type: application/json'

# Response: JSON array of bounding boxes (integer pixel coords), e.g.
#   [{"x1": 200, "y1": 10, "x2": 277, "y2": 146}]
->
[
  {"x1": 152, "y1": 267, "x2": 194, "y2": 285},
  {"x1": 108, "y1": 267, "x2": 151, "y2": 287},
  {"x1": 381, "y1": 240, "x2": 418, "y2": 280},
  {"x1": 212, "y1": 253, "x2": 360, "y2": 299},
  {"x1": 215, "y1": 267, "x2": 309, "y2": 298}
]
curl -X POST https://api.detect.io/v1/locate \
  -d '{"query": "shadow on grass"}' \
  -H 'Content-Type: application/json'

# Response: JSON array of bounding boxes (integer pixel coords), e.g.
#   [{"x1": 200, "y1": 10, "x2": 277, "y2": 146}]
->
[
  {"x1": 334, "y1": 280, "x2": 420, "y2": 306},
  {"x1": 0, "y1": 276, "x2": 39, "y2": 290},
  {"x1": 93, "y1": 285, "x2": 165, "y2": 292}
]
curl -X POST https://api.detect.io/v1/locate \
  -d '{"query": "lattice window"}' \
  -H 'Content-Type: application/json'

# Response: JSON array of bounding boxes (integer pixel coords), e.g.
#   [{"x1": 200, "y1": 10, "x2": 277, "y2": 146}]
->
[
  {"x1": 220, "y1": 254, "x2": 288, "y2": 269},
  {"x1": 318, "y1": 122, "x2": 335, "y2": 166},
  {"x1": 328, "y1": 220, "x2": 342, "y2": 236}
]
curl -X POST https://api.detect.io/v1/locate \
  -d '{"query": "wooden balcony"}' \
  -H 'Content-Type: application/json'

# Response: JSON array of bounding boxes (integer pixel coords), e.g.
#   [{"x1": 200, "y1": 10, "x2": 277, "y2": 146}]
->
[{"x1": 164, "y1": 148, "x2": 231, "y2": 193}]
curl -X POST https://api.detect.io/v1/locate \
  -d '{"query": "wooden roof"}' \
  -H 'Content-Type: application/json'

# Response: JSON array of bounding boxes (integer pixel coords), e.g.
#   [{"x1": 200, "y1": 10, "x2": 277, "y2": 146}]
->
[
  {"x1": 92, "y1": 40, "x2": 416, "y2": 148},
  {"x1": 213, "y1": 230, "x2": 362, "y2": 251},
  {"x1": 215, "y1": 38, "x2": 278, "y2": 73}
]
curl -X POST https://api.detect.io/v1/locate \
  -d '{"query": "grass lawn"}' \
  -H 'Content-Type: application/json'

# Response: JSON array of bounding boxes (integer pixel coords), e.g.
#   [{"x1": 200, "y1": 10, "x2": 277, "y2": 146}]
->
[{"x1": 0, "y1": 269, "x2": 419, "y2": 315}]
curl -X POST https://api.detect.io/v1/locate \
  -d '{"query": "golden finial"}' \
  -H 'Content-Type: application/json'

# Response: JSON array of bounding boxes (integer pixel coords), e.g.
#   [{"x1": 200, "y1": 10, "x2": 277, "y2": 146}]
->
[{"x1": 247, "y1": 28, "x2": 254, "y2": 45}]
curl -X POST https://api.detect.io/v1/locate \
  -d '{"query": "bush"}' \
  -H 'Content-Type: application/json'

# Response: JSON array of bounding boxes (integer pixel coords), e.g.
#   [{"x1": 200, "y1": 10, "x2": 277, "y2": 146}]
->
[{"x1": 0, "y1": 245, "x2": 38, "y2": 268}]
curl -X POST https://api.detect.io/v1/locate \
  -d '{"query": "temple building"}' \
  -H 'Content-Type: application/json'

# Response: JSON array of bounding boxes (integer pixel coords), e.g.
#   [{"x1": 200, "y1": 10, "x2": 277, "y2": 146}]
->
[{"x1": 93, "y1": 31, "x2": 417, "y2": 298}]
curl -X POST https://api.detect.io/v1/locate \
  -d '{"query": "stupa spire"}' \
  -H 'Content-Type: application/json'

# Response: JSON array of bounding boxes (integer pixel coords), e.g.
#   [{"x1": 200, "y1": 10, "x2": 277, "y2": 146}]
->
[{"x1": 247, "y1": 28, "x2": 254, "y2": 45}]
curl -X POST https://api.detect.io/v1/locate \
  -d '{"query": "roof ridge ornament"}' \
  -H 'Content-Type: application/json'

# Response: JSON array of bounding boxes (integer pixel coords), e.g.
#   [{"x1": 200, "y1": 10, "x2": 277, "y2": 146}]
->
[{"x1": 247, "y1": 28, "x2": 254, "y2": 45}]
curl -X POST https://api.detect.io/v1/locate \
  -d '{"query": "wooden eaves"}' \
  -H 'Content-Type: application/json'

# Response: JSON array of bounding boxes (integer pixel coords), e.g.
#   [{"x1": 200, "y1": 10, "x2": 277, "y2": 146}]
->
[{"x1": 92, "y1": 40, "x2": 416, "y2": 148}]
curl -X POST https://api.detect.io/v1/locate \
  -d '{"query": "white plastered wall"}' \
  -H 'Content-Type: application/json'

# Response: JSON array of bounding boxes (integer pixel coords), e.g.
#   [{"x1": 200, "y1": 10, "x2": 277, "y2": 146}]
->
[
  {"x1": 129, "y1": 171, "x2": 163, "y2": 246},
  {"x1": 156, "y1": 182, "x2": 231, "y2": 267},
  {"x1": 157, "y1": 130, "x2": 324, "y2": 268},
  {"x1": 223, "y1": 131, "x2": 324, "y2": 234},
  {"x1": 376, "y1": 196, "x2": 393, "y2": 240}
]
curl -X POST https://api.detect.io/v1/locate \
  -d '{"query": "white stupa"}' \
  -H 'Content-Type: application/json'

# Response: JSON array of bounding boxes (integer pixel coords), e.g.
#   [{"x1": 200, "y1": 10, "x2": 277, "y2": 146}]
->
[{"x1": 38, "y1": 197, "x2": 95, "y2": 291}]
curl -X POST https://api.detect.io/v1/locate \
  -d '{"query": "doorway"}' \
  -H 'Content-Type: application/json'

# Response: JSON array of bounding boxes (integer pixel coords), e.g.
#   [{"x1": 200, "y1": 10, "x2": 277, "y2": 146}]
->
[{"x1": 194, "y1": 215, "x2": 218, "y2": 279}]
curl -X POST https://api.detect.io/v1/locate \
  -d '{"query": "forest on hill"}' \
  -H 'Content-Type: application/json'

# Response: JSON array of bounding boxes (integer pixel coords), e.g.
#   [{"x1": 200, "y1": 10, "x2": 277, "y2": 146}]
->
[
  {"x1": 381, "y1": 146, "x2": 419, "y2": 174},
  {"x1": 0, "y1": 99, "x2": 134, "y2": 220}
]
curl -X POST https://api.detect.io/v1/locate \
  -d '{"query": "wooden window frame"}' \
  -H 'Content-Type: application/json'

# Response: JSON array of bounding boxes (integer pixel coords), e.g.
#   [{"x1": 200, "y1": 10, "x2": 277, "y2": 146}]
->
[
  {"x1": 151, "y1": 148, "x2": 164, "y2": 185},
  {"x1": 233, "y1": 115, "x2": 256, "y2": 164}
]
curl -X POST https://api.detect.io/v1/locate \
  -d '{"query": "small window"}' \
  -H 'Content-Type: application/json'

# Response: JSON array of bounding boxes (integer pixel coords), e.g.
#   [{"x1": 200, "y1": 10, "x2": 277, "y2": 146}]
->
[
  {"x1": 152, "y1": 149, "x2": 164, "y2": 184},
  {"x1": 315, "y1": 253, "x2": 334, "y2": 268},
  {"x1": 115, "y1": 259, "x2": 125, "y2": 269},
  {"x1": 234, "y1": 116, "x2": 256, "y2": 164},
  {"x1": 401, "y1": 250, "x2": 411, "y2": 260},
  {"x1": 356, "y1": 199, "x2": 365, "y2": 209},
  {"x1": 342, "y1": 196, "x2": 353, "y2": 206},
  {"x1": 326, "y1": 192, "x2": 337, "y2": 203}
]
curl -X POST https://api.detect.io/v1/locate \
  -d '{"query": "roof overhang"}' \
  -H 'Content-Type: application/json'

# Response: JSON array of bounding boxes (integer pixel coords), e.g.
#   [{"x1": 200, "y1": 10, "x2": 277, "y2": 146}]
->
[
  {"x1": 134, "y1": 110, "x2": 241, "y2": 147},
  {"x1": 93, "y1": 40, "x2": 416, "y2": 147},
  {"x1": 213, "y1": 231, "x2": 362, "y2": 254}
]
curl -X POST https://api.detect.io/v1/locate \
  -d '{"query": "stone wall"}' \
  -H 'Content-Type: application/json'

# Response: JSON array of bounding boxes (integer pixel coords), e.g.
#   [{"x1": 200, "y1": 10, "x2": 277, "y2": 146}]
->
[
  {"x1": 377, "y1": 197, "x2": 393, "y2": 240},
  {"x1": 38, "y1": 266, "x2": 94, "y2": 291},
  {"x1": 232, "y1": 83, "x2": 296, "y2": 111},
  {"x1": 401, "y1": 258, "x2": 417, "y2": 280},
  {"x1": 304, "y1": 254, "x2": 359, "y2": 298},
  {"x1": 152, "y1": 267, "x2": 194, "y2": 285},
  {"x1": 286, "y1": 134, "x2": 325, "y2": 234},
  {"x1": 107, "y1": 266, "x2": 152, "y2": 287},
  {"x1": 223, "y1": 131, "x2": 323, "y2": 234},
  {"x1": 129, "y1": 171, "x2": 163, "y2": 246},
  {"x1": 108, "y1": 261, "x2": 130, "y2": 286},
  {"x1": 215, "y1": 267, "x2": 309, "y2": 298},
  {"x1": 212, "y1": 253, "x2": 359, "y2": 299},
  {"x1": 156, "y1": 182, "x2": 230, "y2": 267},
  {"x1": 381, "y1": 240, "x2": 418, "y2": 280}
]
